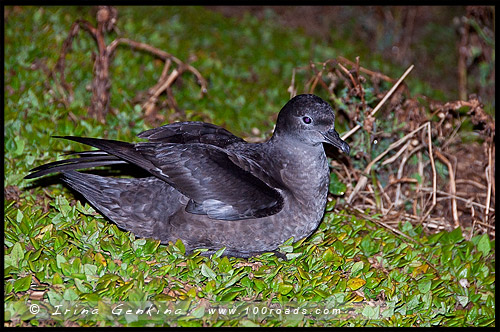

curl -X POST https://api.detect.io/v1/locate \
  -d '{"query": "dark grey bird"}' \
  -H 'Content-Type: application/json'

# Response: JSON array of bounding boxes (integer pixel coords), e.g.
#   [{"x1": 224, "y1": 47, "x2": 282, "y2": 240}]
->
[{"x1": 26, "y1": 94, "x2": 350, "y2": 258}]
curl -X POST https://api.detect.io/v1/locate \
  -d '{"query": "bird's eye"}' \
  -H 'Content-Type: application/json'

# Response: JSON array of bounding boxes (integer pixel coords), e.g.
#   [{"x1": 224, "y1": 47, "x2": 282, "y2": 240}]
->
[{"x1": 302, "y1": 116, "x2": 312, "y2": 124}]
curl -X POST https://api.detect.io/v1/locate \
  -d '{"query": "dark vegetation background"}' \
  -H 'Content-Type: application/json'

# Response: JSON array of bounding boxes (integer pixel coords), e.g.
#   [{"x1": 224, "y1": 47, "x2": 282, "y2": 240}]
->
[{"x1": 4, "y1": 6, "x2": 495, "y2": 327}]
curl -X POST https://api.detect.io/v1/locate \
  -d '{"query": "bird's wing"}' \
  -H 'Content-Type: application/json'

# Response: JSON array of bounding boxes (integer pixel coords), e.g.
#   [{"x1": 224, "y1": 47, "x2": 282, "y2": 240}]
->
[
  {"x1": 136, "y1": 142, "x2": 283, "y2": 221},
  {"x1": 26, "y1": 122, "x2": 244, "y2": 179},
  {"x1": 26, "y1": 136, "x2": 283, "y2": 221},
  {"x1": 137, "y1": 121, "x2": 245, "y2": 148}
]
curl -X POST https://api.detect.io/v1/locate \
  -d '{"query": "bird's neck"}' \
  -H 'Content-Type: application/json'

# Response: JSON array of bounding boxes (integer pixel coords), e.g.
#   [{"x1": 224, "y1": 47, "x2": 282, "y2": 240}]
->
[{"x1": 265, "y1": 136, "x2": 330, "y2": 198}]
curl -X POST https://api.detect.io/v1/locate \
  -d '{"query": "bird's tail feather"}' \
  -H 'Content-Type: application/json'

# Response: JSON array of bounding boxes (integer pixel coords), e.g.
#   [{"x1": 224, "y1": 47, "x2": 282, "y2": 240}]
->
[{"x1": 25, "y1": 136, "x2": 155, "y2": 179}]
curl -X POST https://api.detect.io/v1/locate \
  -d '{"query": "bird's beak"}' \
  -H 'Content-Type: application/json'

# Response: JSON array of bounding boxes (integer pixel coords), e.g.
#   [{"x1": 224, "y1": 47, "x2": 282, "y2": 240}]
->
[{"x1": 323, "y1": 129, "x2": 350, "y2": 154}]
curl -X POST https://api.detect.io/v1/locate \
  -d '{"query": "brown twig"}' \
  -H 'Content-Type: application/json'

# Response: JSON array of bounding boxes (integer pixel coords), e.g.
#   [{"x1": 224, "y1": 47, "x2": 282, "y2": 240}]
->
[
  {"x1": 52, "y1": 7, "x2": 117, "y2": 123},
  {"x1": 456, "y1": 179, "x2": 487, "y2": 190},
  {"x1": 417, "y1": 123, "x2": 437, "y2": 225},
  {"x1": 434, "y1": 150, "x2": 459, "y2": 228},
  {"x1": 484, "y1": 142, "x2": 493, "y2": 223},
  {"x1": 337, "y1": 55, "x2": 394, "y2": 83},
  {"x1": 419, "y1": 187, "x2": 495, "y2": 212}
]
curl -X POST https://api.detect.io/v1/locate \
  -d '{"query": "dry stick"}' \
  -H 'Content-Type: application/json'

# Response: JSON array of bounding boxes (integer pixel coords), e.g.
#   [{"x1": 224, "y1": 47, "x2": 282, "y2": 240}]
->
[
  {"x1": 419, "y1": 187, "x2": 495, "y2": 211},
  {"x1": 342, "y1": 65, "x2": 414, "y2": 141},
  {"x1": 434, "y1": 150, "x2": 459, "y2": 228},
  {"x1": 388, "y1": 177, "x2": 419, "y2": 185},
  {"x1": 474, "y1": 220, "x2": 496, "y2": 230},
  {"x1": 455, "y1": 179, "x2": 487, "y2": 190},
  {"x1": 143, "y1": 69, "x2": 181, "y2": 118},
  {"x1": 469, "y1": 200, "x2": 477, "y2": 240},
  {"x1": 377, "y1": 181, "x2": 393, "y2": 210},
  {"x1": 165, "y1": 86, "x2": 180, "y2": 114},
  {"x1": 309, "y1": 69, "x2": 324, "y2": 94},
  {"x1": 381, "y1": 140, "x2": 412, "y2": 166},
  {"x1": 417, "y1": 150, "x2": 425, "y2": 217},
  {"x1": 394, "y1": 142, "x2": 412, "y2": 206},
  {"x1": 417, "y1": 123, "x2": 437, "y2": 225},
  {"x1": 347, "y1": 121, "x2": 429, "y2": 204},
  {"x1": 53, "y1": 20, "x2": 97, "y2": 102},
  {"x1": 491, "y1": 144, "x2": 495, "y2": 198},
  {"x1": 149, "y1": 58, "x2": 172, "y2": 94},
  {"x1": 349, "y1": 207, "x2": 418, "y2": 243},
  {"x1": 441, "y1": 118, "x2": 463, "y2": 150},
  {"x1": 345, "y1": 65, "x2": 416, "y2": 204},
  {"x1": 337, "y1": 56, "x2": 394, "y2": 83},
  {"x1": 337, "y1": 62, "x2": 358, "y2": 88},
  {"x1": 484, "y1": 142, "x2": 493, "y2": 223},
  {"x1": 316, "y1": 74, "x2": 333, "y2": 93},
  {"x1": 454, "y1": 191, "x2": 489, "y2": 198},
  {"x1": 309, "y1": 62, "x2": 331, "y2": 94}
]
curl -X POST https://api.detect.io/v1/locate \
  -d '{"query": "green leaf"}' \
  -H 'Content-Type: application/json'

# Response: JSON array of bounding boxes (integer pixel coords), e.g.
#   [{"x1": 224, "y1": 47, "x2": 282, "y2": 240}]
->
[
  {"x1": 418, "y1": 279, "x2": 432, "y2": 293},
  {"x1": 132, "y1": 238, "x2": 146, "y2": 251},
  {"x1": 220, "y1": 291, "x2": 240, "y2": 301},
  {"x1": 13, "y1": 136, "x2": 25, "y2": 157},
  {"x1": 9, "y1": 242, "x2": 24, "y2": 267},
  {"x1": 213, "y1": 247, "x2": 226, "y2": 258},
  {"x1": 278, "y1": 283, "x2": 293, "y2": 295},
  {"x1": 325, "y1": 199, "x2": 336, "y2": 211},
  {"x1": 189, "y1": 305, "x2": 205, "y2": 319},
  {"x1": 27, "y1": 88, "x2": 40, "y2": 109},
  {"x1": 13, "y1": 275, "x2": 32, "y2": 292},
  {"x1": 201, "y1": 263, "x2": 217, "y2": 280},
  {"x1": 63, "y1": 288, "x2": 79, "y2": 301},
  {"x1": 347, "y1": 277, "x2": 366, "y2": 290},
  {"x1": 322, "y1": 248, "x2": 335, "y2": 262},
  {"x1": 218, "y1": 256, "x2": 232, "y2": 273},
  {"x1": 457, "y1": 295, "x2": 469, "y2": 308},
  {"x1": 52, "y1": 273, "x2": 63, "y2": 285},
  {"x1": 83, "y1": 264, "x2": 98, "y2": 277},
  {"x1": 16, "y1": 209, "x2": 24, "y2": 224},
  {"x1": 362, "y1": 304, "x2": 380, "y2": 319},
  {"x1": 360, "y1": 235, "x2": 380, "y2": 256},
  {"x1": 5, "y1": 281, "x2": 14, "y2": 294},
  {"x1": 442, "y1": 227, "x2": 464, "y2": 244},
  {"x1": 75, "y1": 278, "x2": 91, "y2": 293},
  {"x1": 476, "y1": 234, "x2": 491, "y2": 256},
  {"x1": 329, "y1": 172, "x2": 347, "y2": 195},
  {"x1": 350, "y1": 261, "x2": 364, "y2": 276},
  {"x1": 175, "y1": 239, "x2": 186, "y2": 254},
  {"x1": 365, "y1": 277, "x2": 381, "y2": 289},
  {"x1": 143, "y1": 239, "x2": 161, "y2": 255},
  {"x1": 55, "y1": 195, "x2": 72, "y2": 217},
  {"x1": 457, "y1": 263, "x2": 471, "y2": 279},
  {"x1": 240, "y1": 320, "x2": 260, "y2": 327}
]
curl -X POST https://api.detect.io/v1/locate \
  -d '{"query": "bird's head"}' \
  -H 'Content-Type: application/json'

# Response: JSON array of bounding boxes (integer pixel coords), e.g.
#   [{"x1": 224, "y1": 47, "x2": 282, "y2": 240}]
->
[{"x1": 273, "y1": 94, "x2": 350, "y2": 154}]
